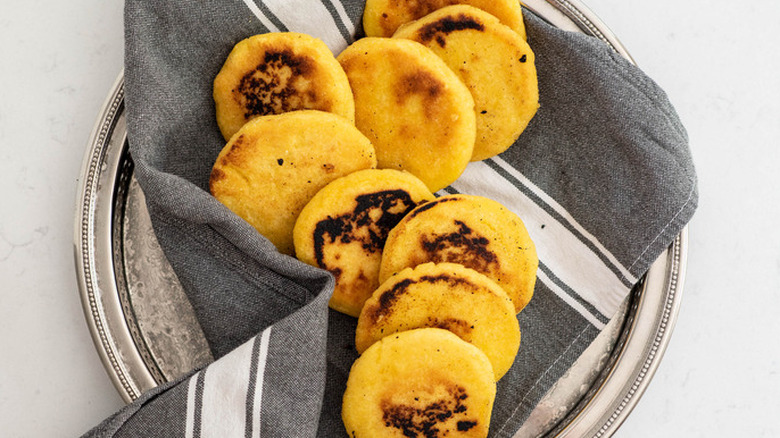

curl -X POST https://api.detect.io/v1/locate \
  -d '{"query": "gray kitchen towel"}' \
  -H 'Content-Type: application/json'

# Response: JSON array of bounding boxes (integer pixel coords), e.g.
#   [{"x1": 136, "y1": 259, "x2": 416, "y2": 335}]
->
[{"x1": 81, "y1": 0, "x2": 697, "y2": 436}]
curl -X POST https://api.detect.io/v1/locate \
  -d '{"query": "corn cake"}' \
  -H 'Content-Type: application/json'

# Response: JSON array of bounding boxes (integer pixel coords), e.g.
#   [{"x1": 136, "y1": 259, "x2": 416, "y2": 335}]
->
[
  {"x1": 294, "y1": 169, "x2": 435, "y2": 317},
  {"x1": 337, "y1": 37, "x2": 476, "y2": 192},
  {"x1": 343, "y1": 328, "x2": 495, "y2": 437},
  {"x1": 213, "y1": 32, "x2": 354, "y2": 140},
  {"x1": 356, "y1": 262, "x2": 521, "y2": 379},
  {"x1": 363, "y1": 0, "x2": 526, "y2": 40},
  {"x1": 394, "y1": 5, "x2": 539, "y2": 161},
  {"x1": 209, "y1": 110, "x2": 376, "y2": 255},
  {"x1": 379, "y1": 194, "x2": 538, "y2": 312}
]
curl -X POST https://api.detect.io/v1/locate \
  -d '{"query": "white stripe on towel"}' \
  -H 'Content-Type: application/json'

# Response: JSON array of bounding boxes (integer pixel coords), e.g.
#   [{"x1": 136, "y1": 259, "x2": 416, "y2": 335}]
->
[
  {"x1": 199, "y1": 342, "x2": 255, "y2": 437},
  {"x1": 537, "y1": 269, "x2": 606, "y2": 330},
  {"x1": 491, "y1": 156, "x2": 638, "y2": 284},
  {"x1": 240, "y1": 0, "x2": 282, "y2": 33},
  {"x1": 184, "y1": 327, "x2": 273, "y2": 438},
  {"x1": 250, "y1": 328, "x2": 273, "y2": 438},
  {"x1": 185, "y1": 372, "x2": 200, "y2": 438},
  {"x1": 328, "y1": 0, "x2": 356, "y2": 37},
  {"x1": 258, "y1": 0, "x2": 350, "y2": 53},
  {"x1": 450, "y1": 161, "x2": 629, "y2": 322}
]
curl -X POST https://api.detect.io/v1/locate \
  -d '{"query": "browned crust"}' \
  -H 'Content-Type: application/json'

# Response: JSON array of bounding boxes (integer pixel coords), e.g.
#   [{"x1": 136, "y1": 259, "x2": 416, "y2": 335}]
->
[
  {"x1": 416, "y1": 12, "x2": 486, "y2": 48},
  {"x1": 380, "y1": 383, "x2": 479, "y2": 437},
  {"x1": 378, "y1": 0, "x2": 461, "y2": 36},
  {"x1": 420, "y1": 220, "x2": 500, "y2": 273},
  {"x1": 230, "y1": 47, "x2": 327, "y2": 118},
  {"x1": 368, "y1": 274, "x2": 475, "y2": 324},
  {"x1": 312, "y1": 189, "x2": 421, "y2": 269},
  {"x1": 407, "y1": 196, "x2": 462, "y2": 219}
]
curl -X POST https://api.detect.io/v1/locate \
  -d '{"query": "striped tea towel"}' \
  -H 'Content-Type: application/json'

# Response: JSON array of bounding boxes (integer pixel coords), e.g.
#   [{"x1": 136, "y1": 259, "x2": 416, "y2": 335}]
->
[{"x1": 81, "y1": 0, "x2": 697, "y2": 436}]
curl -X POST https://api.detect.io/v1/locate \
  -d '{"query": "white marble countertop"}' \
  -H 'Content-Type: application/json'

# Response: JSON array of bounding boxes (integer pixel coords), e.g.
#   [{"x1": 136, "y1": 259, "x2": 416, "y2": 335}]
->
[{"x1": 1, "y1": 0, "x2": 778, "y2": 436}]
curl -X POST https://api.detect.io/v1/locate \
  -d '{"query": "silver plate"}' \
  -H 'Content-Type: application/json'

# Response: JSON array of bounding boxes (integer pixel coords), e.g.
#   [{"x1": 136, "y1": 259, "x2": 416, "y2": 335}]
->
[{"x1": 74, "y1": 1, "x2": 687, "y2": 436}]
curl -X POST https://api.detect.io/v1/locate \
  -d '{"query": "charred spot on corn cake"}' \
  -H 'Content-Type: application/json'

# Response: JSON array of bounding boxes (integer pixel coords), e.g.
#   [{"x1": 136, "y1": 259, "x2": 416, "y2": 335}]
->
[
  {"x1": 235, "y1": 48, "x2": 319, "y2": 118},
  {"x1": 208, "y1": 167, "x2": 226, "y2": 191},
  {"x1": 427, "y1": 316, "x2": 474, "y2": 341},
  {"x1": 408, "y1": 196, "x2": 461, "y2": 219},
  {"x1": 222, "y1": 134, "x2": 247, "y2": 162},
  {"x1": 377, "y1": 1, "x2": 458, "y2": 36},
  {"x1": 312, "y1": 190, "x2": 420, "y2": 268},
  {"x1": 421, "y1": 220, "x2": 499, "y2": 272},
  {"x1": 370, "y1": 274, "x2": 475, "y2": 323},
  {"x1": 404, "y1": 0, "x2": 459, "y2": 22},
  {"x1": 395, "y1": 70, "x2": 444, "y2": 106},
  {"x1": 329, "y1": 267, "x2": 343, "y2": 282},
  {"x1": 417, "y1": 13, "x2": 486, "y2": 48},
  {"x1": 380, "y1": 384, "x2": 475, "y2": 438},
  {"x1": 457, "y1": 420, "x2": 477, "y2": 431},
  {"x1": 374, "y1": 277, "x2": 414, "y2": 321}
]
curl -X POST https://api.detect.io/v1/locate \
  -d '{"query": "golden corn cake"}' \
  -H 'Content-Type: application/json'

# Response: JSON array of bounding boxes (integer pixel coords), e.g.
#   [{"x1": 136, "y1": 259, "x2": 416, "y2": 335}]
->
[
  {"x1": 394, "y1": 5, "x2": 539, "y2": 161},
  {"x1": 363, "y1": 0, "x2": 526, "y2": 40},
  {"x1": 356, "y1": 262, "x2": 520, "y2": 379},
  {"x1": 209, "y1": 110, "x2": 376, "y2": 255},
  {"x1": 293, "y1": 169, "x2": 435, "y2": 317},
  {"x1": 379, "y1": 194, "x2": 537, "y2": 312},
  {"x1": 343, "y1": 328, "x2": 495, "y2": 437},
  {"x1": 337, "y1": 37, "x2": 476, "y2": 193},
  {"x1": 213, "y1": 32, "x2": 354, "y2": 140}
]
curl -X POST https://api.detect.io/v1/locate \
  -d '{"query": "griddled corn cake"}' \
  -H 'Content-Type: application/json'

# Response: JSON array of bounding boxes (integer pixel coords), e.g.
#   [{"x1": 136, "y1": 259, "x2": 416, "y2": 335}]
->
[
  {"x1": 379, "y1": 194, "x2": 538, "y2": 312},
  {"x1": 356, "y1": 262, "x2": 520, "y2": 379},
  {"x1": 343, "y1": 328, "x2": 495, "y2": 438},
  {"x1": 394, "y1": 5, "x2": 539, "y2": 161},
  {"x1": 293, "y1": 169, "x2": 435, "y2": 317},
  {"x1": 209, "y1": 110, "x2": 376, "y2": 255},
  {"x1": 337, "y1": 37, "x2": 476, "y2": 192},
  {"x1": 213, "y1": 32, "x2": 354, "y2": 140},
  {"x1": 363, "y1": 0, "x2": 526, "y2": 40}
]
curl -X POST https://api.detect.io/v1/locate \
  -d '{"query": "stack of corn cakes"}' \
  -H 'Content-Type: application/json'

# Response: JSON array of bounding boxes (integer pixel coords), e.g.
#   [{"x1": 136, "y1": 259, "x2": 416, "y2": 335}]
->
[{"x1": 208, "y1": 2, "x2": 539, "y2": 435}]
